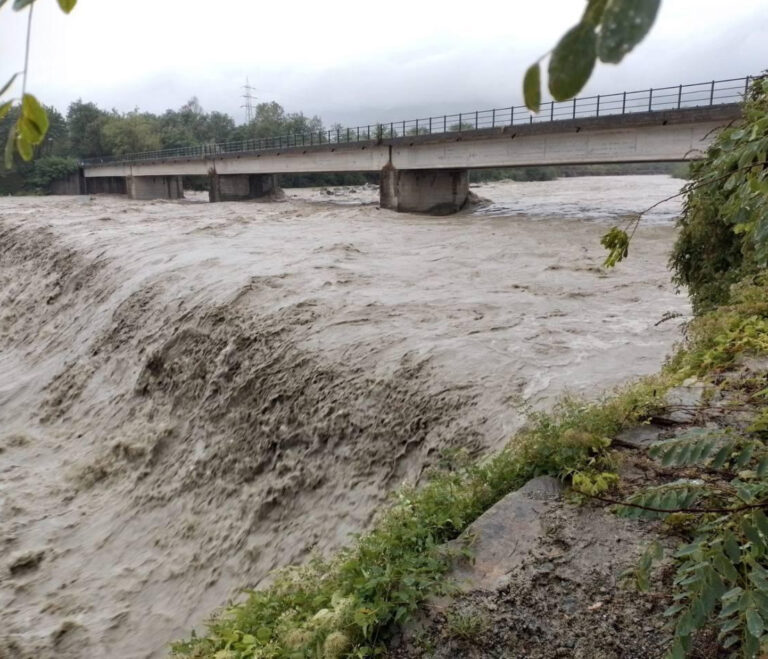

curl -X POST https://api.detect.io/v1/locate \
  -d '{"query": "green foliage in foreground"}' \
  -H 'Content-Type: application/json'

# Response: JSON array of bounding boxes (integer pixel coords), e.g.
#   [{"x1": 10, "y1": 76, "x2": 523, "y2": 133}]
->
[
  {"x1": 173, "y1": 383, "x2": 667, "y2": 658},
  {"x1": 524, "y1": 0, "x2": 661, "y2": 111},
  {"x1": 604, "y1": 275, "x2": 768, "y2": 658},
  {"x1": 670, "y1": 76, "x2": 768, "y2": 313}
]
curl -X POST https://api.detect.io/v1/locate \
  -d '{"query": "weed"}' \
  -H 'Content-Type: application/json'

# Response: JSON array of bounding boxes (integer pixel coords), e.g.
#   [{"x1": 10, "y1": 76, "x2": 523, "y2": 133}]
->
[{"x1": 444, "y1": 609, "x2": 490, "y2": 643}]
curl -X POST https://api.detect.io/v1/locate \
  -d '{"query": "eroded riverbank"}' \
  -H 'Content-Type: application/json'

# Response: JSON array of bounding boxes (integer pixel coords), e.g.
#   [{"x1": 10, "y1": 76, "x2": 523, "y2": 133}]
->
[{"x1": 1, "y1": 176, "x2": 688, "y2": 657}]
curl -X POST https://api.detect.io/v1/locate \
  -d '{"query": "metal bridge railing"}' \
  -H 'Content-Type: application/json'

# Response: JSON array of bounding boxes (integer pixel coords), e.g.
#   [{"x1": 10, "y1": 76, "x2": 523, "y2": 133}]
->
[{"x1": 81, "y1": 75, "x2": 754, "y2": 168}]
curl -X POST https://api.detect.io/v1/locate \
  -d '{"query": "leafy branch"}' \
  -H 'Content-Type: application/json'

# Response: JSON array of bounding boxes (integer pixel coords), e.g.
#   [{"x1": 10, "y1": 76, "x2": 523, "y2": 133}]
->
[
  {"x1": 601, "y1": 156, "x2": 768, "y2": 268},
  {"x1": 523, "y1": 0, "x2": 661, "y2": 111},
  {"x1": 575, "y1": 418, "x2": 768, "y2": 657},
  {"x1": 1, "y1": 0, "x2": 77, "y2": 167}
]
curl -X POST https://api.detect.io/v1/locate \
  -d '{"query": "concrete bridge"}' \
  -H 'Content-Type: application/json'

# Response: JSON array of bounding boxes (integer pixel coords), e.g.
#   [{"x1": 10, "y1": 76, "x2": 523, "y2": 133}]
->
[{"x1": 81, "y1": 77, "x2": 750, "y2": 214}]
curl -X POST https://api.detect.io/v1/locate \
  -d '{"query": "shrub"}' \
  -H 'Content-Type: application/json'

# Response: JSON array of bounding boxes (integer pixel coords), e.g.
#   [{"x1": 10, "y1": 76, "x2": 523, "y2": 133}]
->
[{"x1": 670, "y1": 76, "x2": 768, "y2": 313}]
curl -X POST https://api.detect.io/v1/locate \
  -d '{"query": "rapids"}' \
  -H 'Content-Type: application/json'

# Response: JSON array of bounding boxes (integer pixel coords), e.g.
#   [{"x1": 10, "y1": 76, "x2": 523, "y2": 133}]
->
[{"x1": 0, "y1": 175, "x2": 688, "y2": 658}]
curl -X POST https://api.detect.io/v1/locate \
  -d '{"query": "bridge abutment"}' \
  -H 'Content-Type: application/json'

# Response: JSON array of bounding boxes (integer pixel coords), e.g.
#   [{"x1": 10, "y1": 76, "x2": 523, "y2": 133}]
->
[
  {"x1": 208, "y1": 173, "x2": 280, "y2": 202},
  {"x1": 380, "y1": 165, "x2": 469, "y2": 215},
  {"x1": 128, "y1": 175, "x2": 184, "y2": 200}
]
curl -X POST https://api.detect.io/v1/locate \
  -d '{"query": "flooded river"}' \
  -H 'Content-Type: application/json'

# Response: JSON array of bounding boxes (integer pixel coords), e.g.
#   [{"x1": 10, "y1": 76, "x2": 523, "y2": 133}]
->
[{"x1": 0, "y1": 175, "x2": 688, "y2": 658}]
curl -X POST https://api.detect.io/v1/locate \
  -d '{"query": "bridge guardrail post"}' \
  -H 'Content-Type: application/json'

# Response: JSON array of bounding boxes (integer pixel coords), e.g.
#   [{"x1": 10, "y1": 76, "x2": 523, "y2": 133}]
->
[
  {"x1": 510, "y1": 106, "x2": 513, "y2": 126},
  {"x1": 709, "y1": 80, "x2": 715, "y2": 105},
  {"x1": 475, "y1": 111, "x2": 479, "y2": 129},
  {"x1": 677, "y1": 85, "x2": 682, "y2": 109},
  {"x1": 745, "y1": 76, "x2": 751, "y2": 97},
  {"x1": 622, "y1": 91, "x2": 626, "y2": 114},
  {"x1": 572, "y1": 98, "x2": 576, "y2": 119},
  {"x1": 596, "y1": 95, "x2": 600, "y2": 117},
  {"x1": 550, "y1": 102, "x2": 554, "y2": 121},
  {"x1": 492, "y1": 109, "x2": 495, "y2": 128},
  {"x1": 648, "y1": 88, "x2": 653, "y2": 112}
]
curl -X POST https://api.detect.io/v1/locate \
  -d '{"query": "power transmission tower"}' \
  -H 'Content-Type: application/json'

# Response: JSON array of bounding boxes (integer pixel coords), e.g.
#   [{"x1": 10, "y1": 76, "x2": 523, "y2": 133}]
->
[{"x1": 242, "y1": 78, "x2": 257, "y2": 124}]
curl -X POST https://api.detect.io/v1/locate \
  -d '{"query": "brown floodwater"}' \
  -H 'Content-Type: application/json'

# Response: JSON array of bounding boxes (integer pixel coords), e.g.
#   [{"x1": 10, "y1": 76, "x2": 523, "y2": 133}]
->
[{"x1": 0, "y1": 175, "x2": 688, "y2": 658}]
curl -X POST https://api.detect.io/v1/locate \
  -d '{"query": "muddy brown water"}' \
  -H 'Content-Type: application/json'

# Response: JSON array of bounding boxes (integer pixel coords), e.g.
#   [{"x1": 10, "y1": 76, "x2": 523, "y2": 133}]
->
[{"x1": 0, "y1": 176, "x2": 688, "y2": 658}]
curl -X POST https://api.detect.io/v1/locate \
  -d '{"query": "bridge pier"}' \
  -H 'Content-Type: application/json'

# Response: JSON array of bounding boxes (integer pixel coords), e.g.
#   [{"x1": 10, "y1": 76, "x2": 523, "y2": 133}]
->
[
  {"x1": 208, "y1": 173, "x2": 279, "y2": 202},
  {"x1": 379, "y1": 165, "x2": 469, "y2": 215},
  {"x1": 128, "y1": 175, "x2": 184, "y2": 200}
]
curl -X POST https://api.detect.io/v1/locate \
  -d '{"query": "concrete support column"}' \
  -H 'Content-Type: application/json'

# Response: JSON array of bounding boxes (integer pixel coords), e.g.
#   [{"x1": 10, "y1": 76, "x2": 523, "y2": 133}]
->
[
  {"x1": 86, "y1": 176, "x2": 128, "y2": 195},
  {"x1": 128, "y1": 175, "x2": 184, "y2": 200},
  {"x1": 379, "y1": 165, "x2": 469, "y2": 215},
  {"x1": 209, "y1": 173, "x2": 280, "y2": 202}
]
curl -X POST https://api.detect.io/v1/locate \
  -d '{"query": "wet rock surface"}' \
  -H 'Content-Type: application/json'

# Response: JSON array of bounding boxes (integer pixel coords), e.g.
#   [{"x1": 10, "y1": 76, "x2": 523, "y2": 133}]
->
[
  {"x1": 446, "y1": 476, "x2": 564, "y2": 592},
  {"x1": 394, "y1": 500, "x2": 674, "y2": 659}
]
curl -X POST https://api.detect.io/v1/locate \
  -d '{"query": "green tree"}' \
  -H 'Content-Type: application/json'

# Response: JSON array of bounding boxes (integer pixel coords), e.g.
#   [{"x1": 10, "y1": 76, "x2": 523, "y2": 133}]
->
[
  {"x1": 101, "y1": 111, "x2": 162, "y2": 155},
  {"x1": 39, "y1": 105, "x2": 69, "y2": 156},
  {"x1": 67, "y1": 100, "x2": 108, "y2": 158},
  {"x1": 231, "y1": 101, "x2": 324, "y2": 142}
]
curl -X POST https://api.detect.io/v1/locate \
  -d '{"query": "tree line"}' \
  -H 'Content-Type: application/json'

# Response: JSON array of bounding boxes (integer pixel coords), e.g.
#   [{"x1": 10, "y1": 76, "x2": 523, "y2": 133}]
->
[{"x1": 0, "y1": 97, "x2": 377, "y2": 193}]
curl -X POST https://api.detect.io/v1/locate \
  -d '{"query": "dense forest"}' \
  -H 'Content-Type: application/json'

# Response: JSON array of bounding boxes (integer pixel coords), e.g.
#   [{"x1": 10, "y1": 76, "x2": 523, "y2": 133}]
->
[{"x1": 0, "y1": 96, "x2": 687, "y2": 195}]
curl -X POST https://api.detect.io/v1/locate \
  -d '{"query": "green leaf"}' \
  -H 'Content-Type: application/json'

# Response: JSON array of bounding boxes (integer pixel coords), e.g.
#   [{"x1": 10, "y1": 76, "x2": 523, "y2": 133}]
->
[
  {"x1": 21, "y1": 93, "x2": 48, "y2": 144},
  {"x1": 735, "y1": 443, "x2": 755, "y2": 469},
  {"x1": 582, "y1": 0, "x2": 609, "y2": 26},
  {"x1": 548, "y1": 22, "x2": 597, "y2": 101},
  {"x1": 56, "y1": 0, "x2": 76, "y2": 12},
  {"x1": 523, "y1": 62, "x2": 541, "y2": 113},
  {"x1": 600, "y1": 226, "x2": 630, "y2": 267},
  {"x1": 255, "y1": 627, "x2": 271, "y2": 642},
  {"x1": 753, "y1": 510, "x2": 768, "y2": 540},
  {"x1": 713, "y1": 549, "x2": 740, "y2": 582},
  {"x1": 12, "y1": 0, "x2": 34, "y2": 9},
  {"x1": 746, "y1": 607, "x2": 764, "y2": 638},
  {"x1": 0, "y1": 73, "x2": 18, "y2": 98},
  {"x1": 596, "y1": 0, "x2": 661, "y2": 64},
  {"x1": 743, "y1": 518, "x2": 765, "y2": 551},
  {"x1": 711, "y1": 444, "x2": 733, "y2": 470},
  {"x1": 723, "y1": 531, "x2": 742, "y2": 563},
  {"x1": 4, "y1": 125, "x2": 16, "y2": 168},
  {"x1": 15, "y1": 131, "x2": 32, "y2": 161},
  {"x1": 0, "y1": 100, "x2": 12, "y2": 121}
]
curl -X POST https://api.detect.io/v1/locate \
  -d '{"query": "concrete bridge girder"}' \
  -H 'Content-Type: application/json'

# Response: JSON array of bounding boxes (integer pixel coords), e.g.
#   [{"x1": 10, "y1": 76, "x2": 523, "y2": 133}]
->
[{"x1": 81, "y1": 105, "x2": 741, "y2": 211}]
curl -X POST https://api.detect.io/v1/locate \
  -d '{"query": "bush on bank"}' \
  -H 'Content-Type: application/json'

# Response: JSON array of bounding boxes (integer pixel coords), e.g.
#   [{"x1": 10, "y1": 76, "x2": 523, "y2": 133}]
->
[{"x1": 670, "y1": 76, "x2": 768, "y2": 313}]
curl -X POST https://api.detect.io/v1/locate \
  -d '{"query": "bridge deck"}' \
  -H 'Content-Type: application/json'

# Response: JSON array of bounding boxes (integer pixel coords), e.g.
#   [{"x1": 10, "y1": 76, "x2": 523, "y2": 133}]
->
[{"x1": 83, "y1": 104, "x2": 741, "y2": 178}]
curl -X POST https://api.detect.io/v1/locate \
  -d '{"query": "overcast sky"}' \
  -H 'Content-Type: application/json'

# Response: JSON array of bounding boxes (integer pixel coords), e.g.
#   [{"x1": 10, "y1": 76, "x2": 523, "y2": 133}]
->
[{"x1": 0, "y1": 0, "x2": 765, "y2": 127}]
